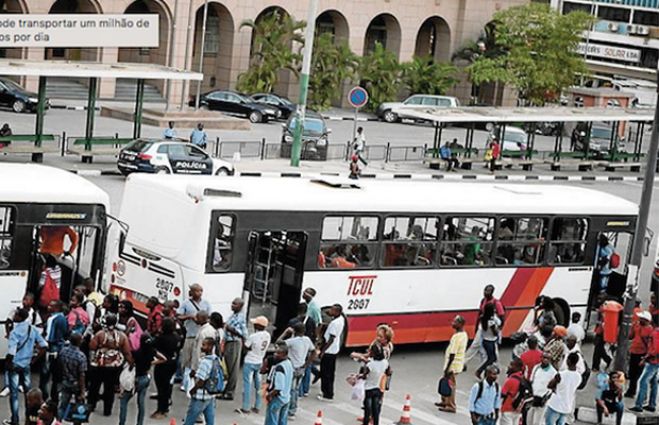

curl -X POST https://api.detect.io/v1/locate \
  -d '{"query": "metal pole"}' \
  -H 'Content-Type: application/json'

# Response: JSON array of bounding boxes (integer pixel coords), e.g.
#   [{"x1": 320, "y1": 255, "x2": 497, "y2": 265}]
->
[
  {"x1": 194, "y1": 0, "x2": 209, "y2": 110},
  {"x1": 34, "y1": 76, "x2": 46, "y2": 148},
  {"x1": 351, "y1": 107, "x2": 358, "y2": 155},
  {"x1": 85, "y1": 77, "x2": 98, "y2": 151},
  {"x1": 179, "y1": 0, "x2": 196, "y2": 110},
  {"x1": 165, "y1": 0, "x2": 179, "y2": 111},
  {"x1": 613, "y1": 72, "x2": 659, "y2": 372},
  {"x1": 133, "y1": 79, "x2": 145, "y2": 139},
  {"x1": 580, "y1": 0, "x2": 594, "y2": 86},
  {"x1": 291, "y1": 0, "x2": 319, "y2": 167}
]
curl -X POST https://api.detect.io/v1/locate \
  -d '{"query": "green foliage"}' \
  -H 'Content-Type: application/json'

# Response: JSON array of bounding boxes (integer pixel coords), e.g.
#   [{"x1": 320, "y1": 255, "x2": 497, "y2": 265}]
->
[
  {"x1": 467, "y1": 3, "x2": 592, "y2": 105},
  {"x1": 401, "y1": 56, "x2": 458, "y2": 95},
  {"x1": 357, "y1": 42, "x2": 402, "y2": 111},
  {"x1": 236, "y1": 11, "x2": 306, "y2": 94},
  {"x1": 308, "y1": 33, "x2": 358, "y2": 111}
]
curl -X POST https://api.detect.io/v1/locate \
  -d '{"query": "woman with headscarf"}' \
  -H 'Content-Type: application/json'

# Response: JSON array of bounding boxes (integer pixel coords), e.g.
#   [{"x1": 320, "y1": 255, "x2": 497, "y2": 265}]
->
[
  {"x1": 118, "y1": 300, "x2": 143, "y2": 353},
  {"x1": 88, "y1": 313, "x2": 134, "y2": 416}
]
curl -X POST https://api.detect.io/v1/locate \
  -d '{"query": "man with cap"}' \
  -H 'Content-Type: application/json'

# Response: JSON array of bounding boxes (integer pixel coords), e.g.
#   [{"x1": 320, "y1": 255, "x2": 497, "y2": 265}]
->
[
  {"x1": 177, "y1": 284, "x2": 211, "y2": 391},
  {"x1": 544, "y1": 325, "x2": 568, "y2": 371},
  {"x1": 438, "y1": 315, "x2": 468, "y2": 413},
  {"x1": 625, "y1": 310, "x2": 653, "y2": 398},
  {"x1": 237, "y1": 316, "x2": 270, "y2": 415},
  {"x1": 223, "y1": 298, "x2": 247, "y2": 401}
]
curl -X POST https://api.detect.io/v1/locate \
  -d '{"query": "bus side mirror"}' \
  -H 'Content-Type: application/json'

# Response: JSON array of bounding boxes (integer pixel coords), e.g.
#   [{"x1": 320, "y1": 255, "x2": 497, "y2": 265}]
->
[
  {"x1": 643, "y1": 228, "x2": 654, "y2": 257},
  {"x1": 119, "y1": 230, "x2": 126, "y2": 254}
]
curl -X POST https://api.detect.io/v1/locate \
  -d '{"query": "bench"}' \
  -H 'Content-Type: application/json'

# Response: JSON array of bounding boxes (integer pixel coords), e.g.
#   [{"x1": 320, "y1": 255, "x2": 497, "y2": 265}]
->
[
  {"x1": 67, "y1": 137, "x2": 133, "y2": 163},
  {"x1": 0, "y1": 134, "x2": 59, "y2": 162},
  {"x1": 599, "y1": 161, "x2": 642, "y2": 172}
]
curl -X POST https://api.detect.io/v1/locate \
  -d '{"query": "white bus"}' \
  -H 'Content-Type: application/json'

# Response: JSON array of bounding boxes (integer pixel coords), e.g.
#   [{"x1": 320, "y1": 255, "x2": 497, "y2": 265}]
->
[
  {"x1": 110, "y1": 175, "x2": 638, "y2": 346},
  {"x1": 0, "y1": 164, "x2": 110, "y2": 355}
]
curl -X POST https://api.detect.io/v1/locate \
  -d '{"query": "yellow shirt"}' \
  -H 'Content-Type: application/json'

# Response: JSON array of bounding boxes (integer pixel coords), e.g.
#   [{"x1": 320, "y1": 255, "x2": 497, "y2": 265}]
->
[{"x1": 443, "y1": 331, "x2": 468, "y2": 374}]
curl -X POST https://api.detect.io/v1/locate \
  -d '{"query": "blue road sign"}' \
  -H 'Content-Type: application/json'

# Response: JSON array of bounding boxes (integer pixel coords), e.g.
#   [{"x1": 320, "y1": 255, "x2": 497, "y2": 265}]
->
[{"x1": 348, "y1": 86, "x2": 369, "y2": 109}]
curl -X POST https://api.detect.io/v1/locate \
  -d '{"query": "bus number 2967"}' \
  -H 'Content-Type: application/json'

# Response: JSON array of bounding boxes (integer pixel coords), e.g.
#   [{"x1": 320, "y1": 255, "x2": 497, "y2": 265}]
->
[{"x1": 347, "y1": 298, "x2": 370, "y2": 310}]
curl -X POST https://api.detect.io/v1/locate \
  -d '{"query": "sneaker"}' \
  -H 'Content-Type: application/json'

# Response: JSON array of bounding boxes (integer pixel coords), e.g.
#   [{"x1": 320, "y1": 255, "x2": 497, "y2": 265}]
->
[
  {"x1": 17, "y1": 386, "x2": 23, "y2": 394},
  {"x1": 629, "y1": 406, "x2": 643, "y2": 413},
  {"x1": 149, "y1": 392, "x2": 158, "y2": 400},
  {"x1": 643, "y1": 406, "x2": 656, "y2": 412},
  {"x1": 0, "y1": 388, "x2": 9, "y2": 397},
  {"x1": 3, "y1": 419, "x2": 17, "y2": 425},
  {"x1": 235, "y1": 409, "x2": 250, "y2": 416},
  {"x1": 251, "y1": 408, "x2": 259, "y2": 414},
  {"x1": 150, "y1": 412, "x2": 166, "y2": 420},
  {"x1": 288, "y1": 413, "x2": 296, "y2": 421},
  {"x1": 317, "y1": 395, "x2": 333, "y2": 402},
  {"x1": 179, "y1": 385, "x2": 186, "y2": 392}
]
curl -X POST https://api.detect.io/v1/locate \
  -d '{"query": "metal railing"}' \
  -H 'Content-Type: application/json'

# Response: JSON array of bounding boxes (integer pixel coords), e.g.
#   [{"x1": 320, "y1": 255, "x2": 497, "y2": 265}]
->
[{"x1": 387, "y1": 145, "x2": 427, "y2": 162}]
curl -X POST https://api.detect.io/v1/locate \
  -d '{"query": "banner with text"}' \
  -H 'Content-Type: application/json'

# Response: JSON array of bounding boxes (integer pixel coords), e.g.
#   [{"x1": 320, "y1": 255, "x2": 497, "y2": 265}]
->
[
  {"x1": 0, "y1": 14, "x2": 159, "y2": 47},
  {"x1": 577, "y1": 42, "x2": 641, "y2": 63}
]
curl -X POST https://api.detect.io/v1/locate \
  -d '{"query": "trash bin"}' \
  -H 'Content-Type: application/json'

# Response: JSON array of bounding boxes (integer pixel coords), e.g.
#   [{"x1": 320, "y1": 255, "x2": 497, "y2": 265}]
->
[{"x1": 602, "y1": 300, "x2": 623, "y2": 344}]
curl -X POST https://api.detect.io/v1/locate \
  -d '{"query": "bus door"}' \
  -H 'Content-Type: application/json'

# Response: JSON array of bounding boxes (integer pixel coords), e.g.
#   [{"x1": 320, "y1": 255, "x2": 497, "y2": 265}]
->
[
  {"x1": 243, "y1": 230, "x2": 307, "y2": 339},
  {"x1": 592, "y1": 231, "x2": 632, "y2": 303}
]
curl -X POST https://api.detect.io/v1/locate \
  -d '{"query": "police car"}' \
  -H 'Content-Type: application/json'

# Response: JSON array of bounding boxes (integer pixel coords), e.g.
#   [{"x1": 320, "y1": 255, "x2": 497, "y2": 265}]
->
[{"x1": 117, "y1": 139, "x2": 234, "y2": 176}]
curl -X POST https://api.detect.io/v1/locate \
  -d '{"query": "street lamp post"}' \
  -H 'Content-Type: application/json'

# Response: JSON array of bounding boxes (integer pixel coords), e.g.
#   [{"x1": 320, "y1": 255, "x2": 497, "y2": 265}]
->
[
  {"x1": 613, "y1": 70, "x2": 659, "y2": 372},
  {"x1": 290, "y1": 0, "x2": 319, "y2": 167},
  {"x1": 194, "y1": 0, "x2": 209, "y2": 110},
  {"x1": 165, "y1": 0, "x2": 179, "y2": 111}
]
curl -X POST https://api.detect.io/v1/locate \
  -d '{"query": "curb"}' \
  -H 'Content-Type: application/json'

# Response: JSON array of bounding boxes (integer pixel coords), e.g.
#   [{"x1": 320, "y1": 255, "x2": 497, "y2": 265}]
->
[
  {"x1": 322, "y1": 115, "x2": 379, "y2": 122},
  {"x1": 50, "y1": 105, "x2": 101, "y2": 112},
  {"x1": 67, "y1": 169, "x2": 657, "y2": 182}
]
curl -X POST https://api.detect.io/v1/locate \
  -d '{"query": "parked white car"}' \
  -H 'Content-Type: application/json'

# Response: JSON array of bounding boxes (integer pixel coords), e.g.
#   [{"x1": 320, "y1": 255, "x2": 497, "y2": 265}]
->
[{"x1": 376, "y1": 94, "x2": 460, "y2": 123}]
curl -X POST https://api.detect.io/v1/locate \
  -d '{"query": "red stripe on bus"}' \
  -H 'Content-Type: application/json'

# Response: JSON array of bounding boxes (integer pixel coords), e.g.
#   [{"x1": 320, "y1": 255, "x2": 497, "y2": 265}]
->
[{"x1": 501, "y1": 267, "x2": 554, "y2": 335}]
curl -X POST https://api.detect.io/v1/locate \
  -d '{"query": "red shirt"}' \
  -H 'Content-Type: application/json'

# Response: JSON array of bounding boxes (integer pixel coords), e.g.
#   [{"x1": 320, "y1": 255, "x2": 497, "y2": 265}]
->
[
  {"x1": 630, "y1": 322, "x2": 653, "y2": 355},
  {"x1": 520, "y1": 349, "x2": 543, "y2": 380},
  {"x1": 480, "y1": 297, "x2": 505, "y2": 318},
  {"x1": 491, "y1": 142, "x2": 501, "y2": 159},
  {"x1": 147, "y1": 304, "x2": 164, "y2": 335},
  {"x1": 501, "y1": 371, "x2": 523, "y2": 412},
  {"x1": 648, "y1": 328, "x2": 659, "y2": 365}
]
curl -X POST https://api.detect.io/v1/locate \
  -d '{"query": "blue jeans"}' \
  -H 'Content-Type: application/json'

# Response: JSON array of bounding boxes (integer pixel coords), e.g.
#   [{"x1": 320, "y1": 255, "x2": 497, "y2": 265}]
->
[
  {"x1": 476, "y1": 417, "x2": 496, "y2": 425},
  {"x1": 119, "y1": 375, "x2": 151, "y2": 425},
  {"x1": 242, "y1": 362, "x2": 261, "y2": 411},
  {"x1": 8, "y1": 366, "x2": 31, "y2": 425},
  {"x1": 265, "y1": 397, "x2": 289, "y2": 425},
  {"x1": 183, "y1": 398, "x2": 215, "y2": 425},
  {"x1": 634, "y1": 363, "x2": 658, "y2": 410},
  {"x1": 476, "y1": 339, "x2": 498, "y2": 377},
  {"x1": 299, "y1": 365, "x2": 311, "y2": 396},
  {"x1": 545, "y1": 406, "x2": 567, "y2": 425},
  {"x1": 288, "y1": 369, "x2": 304, "y2": 415}
]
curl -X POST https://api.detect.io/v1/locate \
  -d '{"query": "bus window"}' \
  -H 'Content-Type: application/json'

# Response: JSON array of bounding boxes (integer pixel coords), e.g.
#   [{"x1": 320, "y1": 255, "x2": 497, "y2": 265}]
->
[
  {"x1": 0, "y1": 206, "x2": 13, "y2": 269},
  {"x1": 495, "y1": 217, "x2": 548, "y2": 266},
  {"x1": 212, "y1": 215, "x2": 235, "y2": 271},
  {"x1": 440, "y1": 217, "x2": 494, "y2": 267},
  {"x1": 548, "y1": 218, "x2": 588, "y2": 264},
  {"x1": 319, "y1": 216, "x2": 378, "y2": 269},
  {"x1": 382, "y1": 216, "x2": 439, "y2": 267}
]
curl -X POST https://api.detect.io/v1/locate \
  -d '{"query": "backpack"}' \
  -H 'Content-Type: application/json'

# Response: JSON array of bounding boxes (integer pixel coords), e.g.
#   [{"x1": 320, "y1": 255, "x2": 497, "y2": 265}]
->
[
  {"x1": 475, "y1": 380, "x2": 499, "y2": 403},
  {"x1": 204, "y1": 356, "x2": 225, "y2": 395},
  {"x1": 39, "y1": 269, "x2": 59, "y2": 308},
  {"x1": 609, "y1": 252, "x2": 620, "y2": 269},
  {"x1": 71, "y1": 310, "x2": 86, "y2": 335},
  {"x1": 510, "y1": 375, "x2": 533, "y2": 411}
]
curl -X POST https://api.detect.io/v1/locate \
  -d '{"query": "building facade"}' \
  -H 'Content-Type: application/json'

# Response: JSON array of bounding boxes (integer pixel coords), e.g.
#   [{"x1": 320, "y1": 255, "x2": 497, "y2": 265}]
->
[
  {"x1": 551, "y1": 0, "x2": 658, "y2": 81},
  {"x1": 0, "y1": 0, "x2": 528, "y2": 105}
]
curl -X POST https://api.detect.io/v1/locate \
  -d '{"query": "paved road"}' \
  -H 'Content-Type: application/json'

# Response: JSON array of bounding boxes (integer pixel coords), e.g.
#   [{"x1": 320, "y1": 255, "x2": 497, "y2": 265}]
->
[{"x1": 65, "y1": 175, "x2": 658, "y2": 425}]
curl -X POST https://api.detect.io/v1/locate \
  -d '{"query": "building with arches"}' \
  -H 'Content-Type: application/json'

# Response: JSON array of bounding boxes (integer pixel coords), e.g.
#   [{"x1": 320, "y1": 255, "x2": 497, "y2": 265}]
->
[{"x1": 1, "y1": 0, "x2": 528, "y2": 105}]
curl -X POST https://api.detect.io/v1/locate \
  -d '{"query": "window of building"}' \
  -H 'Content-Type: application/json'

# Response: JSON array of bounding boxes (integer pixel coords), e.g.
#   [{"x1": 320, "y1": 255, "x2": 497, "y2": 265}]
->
[
  {"x1": 562, "y1": 1, "x2": 592, "y2": 15},
  {"x1": 633, "y1": 10, "x2": 659, "y2": 26},
  {"x1": 382, "y1": 216, "x2": 440, "y2": 267},
  {"x1": 440, "y1": 217, "x2": 494, "y2": 267},
  {"x1": 548, "y1": 217, "x2": 589, "y2": 265},
  {"x1": 204, "y1": 15, "x2": 220, "y2": 55},
  {"x1": 495, "y1": 217, "x2": 548, "y2": 266},
  {"x1": 211, "y1": 215, "x2": 234, "y2": 271},
  {"x1": 0, "y1": 206, "x2": 14, "y2": 269},
  {"x1": 319, "y1": 216, "x2": 378, "y2": 269},
  {"x1": 597, "y1": 6, "x2": 631, "y2": 23}
]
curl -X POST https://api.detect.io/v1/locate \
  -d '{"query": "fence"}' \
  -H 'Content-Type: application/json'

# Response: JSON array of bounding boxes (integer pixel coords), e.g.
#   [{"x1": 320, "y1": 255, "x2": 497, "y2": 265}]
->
[
  {"x1": 386, "y1": 145, "x2": 427, "y2": 162},
  {"x1": 212, "y1": 138, "x2": 265, "y2": 160}
]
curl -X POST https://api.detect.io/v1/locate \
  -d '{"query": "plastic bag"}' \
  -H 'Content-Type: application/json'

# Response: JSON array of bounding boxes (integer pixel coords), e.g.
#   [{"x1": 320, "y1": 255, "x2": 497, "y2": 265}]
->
[
  {"x1": 350, "y1": 379, "x2": 365, "y2": 402},
  {"x1": 119, "y1": 363, "x2": 135, "y2": 393}
]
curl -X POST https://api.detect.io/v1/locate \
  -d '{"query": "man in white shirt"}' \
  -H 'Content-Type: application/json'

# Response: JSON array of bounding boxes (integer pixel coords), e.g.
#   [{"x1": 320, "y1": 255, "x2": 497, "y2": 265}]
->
[
  {"x1": 318, "y1": 304, "x2": 345, "y2": 402},
  {"x1": 561, "y1": 335, "x2": 586, "y2": 374},
  {"x1": 527, "y1": 353, "x2": 556, "y2": 425},
  {"x1": 545, "y1": 353, "x2": 582, "y2": 425},
  {"x1": 566, "y1": 312, "x2": 585, "y2": 346},
  {"x1": 237, "y1": 316, "x2": 270, "y2": 415}
]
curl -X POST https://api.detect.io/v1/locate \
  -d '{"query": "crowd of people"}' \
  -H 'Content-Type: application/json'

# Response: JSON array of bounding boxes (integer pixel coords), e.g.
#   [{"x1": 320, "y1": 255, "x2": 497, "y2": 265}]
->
[{"x1": 438, "y1": 285, "x2": 658, "y2": 425}]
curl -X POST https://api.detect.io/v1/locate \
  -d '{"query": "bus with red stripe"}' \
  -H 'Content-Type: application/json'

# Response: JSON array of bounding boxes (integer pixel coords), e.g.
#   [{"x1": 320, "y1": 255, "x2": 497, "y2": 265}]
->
[{"x1": 109, "y1": 175, "x2": 638, "y2": 346}]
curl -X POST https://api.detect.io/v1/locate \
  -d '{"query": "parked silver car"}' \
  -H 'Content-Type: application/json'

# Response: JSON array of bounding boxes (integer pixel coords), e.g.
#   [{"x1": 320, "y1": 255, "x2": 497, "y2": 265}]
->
[{"x1": 376, "y1": 94, "x2": 460, "y2": 123}]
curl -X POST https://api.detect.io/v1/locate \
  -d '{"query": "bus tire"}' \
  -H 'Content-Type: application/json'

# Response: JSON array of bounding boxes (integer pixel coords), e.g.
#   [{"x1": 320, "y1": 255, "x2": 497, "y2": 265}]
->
[{"x1": 553, "y1": 298, "x2": 570, "y2": 327}]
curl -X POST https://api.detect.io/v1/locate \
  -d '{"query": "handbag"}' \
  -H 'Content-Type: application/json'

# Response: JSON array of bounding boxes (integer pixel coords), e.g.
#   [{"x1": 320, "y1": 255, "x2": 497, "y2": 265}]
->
[
  {"x1": 350, "y1": 378, "x2": 366, "y2": 402},
  {"x1": 119, "y1": 363, "x2": 136, "y2": 393},
  {"x1": 438, "y1": 376, "x2": 453, "y2": 397},
  {"x1": 63, "y1": 402, "x2": 91, "y2": 423}
]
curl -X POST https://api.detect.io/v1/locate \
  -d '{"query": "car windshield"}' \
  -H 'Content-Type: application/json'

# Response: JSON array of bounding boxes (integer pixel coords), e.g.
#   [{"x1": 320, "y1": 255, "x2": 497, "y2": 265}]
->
[
  {"x1": 234, "y1": 93, "x2": 251, "y2": 103},
  {"x1": 503, "y1": 131, "x2": 527, "y2": 144},
  {"x1": 288, "y1": 117, "x2": 325, "y2": 135},
  {"x1": 591, "y1": 127, "x2": 612, "y2": 140},
  {"x1": 125, "y1": 139, "x2": 153, "y2": 152},
  {"x1": 1, "y1": 79, "x2": 25, "y2": 92},
  {"x1": 279, "y1": 97, "x2": 294, "y2": 106}
]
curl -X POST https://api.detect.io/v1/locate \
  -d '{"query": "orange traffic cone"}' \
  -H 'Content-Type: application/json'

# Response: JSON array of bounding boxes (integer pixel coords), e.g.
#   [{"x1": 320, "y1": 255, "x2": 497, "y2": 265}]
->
[
  {"x1": 169, "y1": 419, "x2": 176, "y2": 425},
  {"x1": 396, "y1": 394, "x2": 413, "y2": 425},
  {"x1": 314, "y1": 410, "x2": 323, "y2": 425}
]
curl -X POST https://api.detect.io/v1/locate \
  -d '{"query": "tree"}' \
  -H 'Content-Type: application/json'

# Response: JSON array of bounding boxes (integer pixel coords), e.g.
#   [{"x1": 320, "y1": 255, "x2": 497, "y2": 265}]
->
[
  {"x1": 467, "y1": 3, "x2": 592, "y2": 105},
  {"x1": 236, "y1": 11, "x2": 306, "y2": 94},
  {"x1": 357, "y1": 42, "x2": 402, "y2": 111},
  {"x1": 308, "y1": 33, "x2": 358, "y2": 111},
  {"x1": 401, "y1": 56, "x2": 458, "y2": 95}
]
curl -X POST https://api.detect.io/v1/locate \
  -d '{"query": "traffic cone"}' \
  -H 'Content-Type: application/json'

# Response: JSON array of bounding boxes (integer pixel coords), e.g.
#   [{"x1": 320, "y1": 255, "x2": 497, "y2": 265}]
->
[
  {"x1": 314, "y1": 410, "x2": 323, "y2": 425},
  {"x1": 396, "y1": 394, "x2": 413, "y2": 425},
  {"x1": 169, "y1": 419, "x2": 176, "y2": 425}
]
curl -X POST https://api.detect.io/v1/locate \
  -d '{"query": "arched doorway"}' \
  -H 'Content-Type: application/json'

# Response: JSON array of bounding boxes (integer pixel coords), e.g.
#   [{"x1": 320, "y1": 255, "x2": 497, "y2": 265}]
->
[
  {"x1": 45, "y1": 0, "x2": 101, "y2": 62},
  {"x1": 0, "y1": 0, "x2": 27, "y2": 67},
  {"x1": 191, "y1": 1, "x2": 234, "y2": 94},
  {"x1": 118, "y1": 0, "x2": 171, "y2": 97},
  {"x1": 363, "y1": 13, "x2": 401, "y2": 58},
  {"x1": 316, "y1": 10, "x2": 349, "y2": 43},
  {"x1": 414, "y1": 16, "x2": 451, "y2": 62}
]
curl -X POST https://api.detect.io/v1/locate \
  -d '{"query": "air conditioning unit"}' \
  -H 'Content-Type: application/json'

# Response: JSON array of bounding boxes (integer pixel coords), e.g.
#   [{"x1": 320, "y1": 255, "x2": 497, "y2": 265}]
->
[
  {"x1": 608, "y1": 22, "x2": 619, "y2": 33},
  {"x1": 637, "y1": 25, "x2": 650, "y2": 36},
  {"x1": 627, "y1": 24, "x2": 637, "y2": 35}
]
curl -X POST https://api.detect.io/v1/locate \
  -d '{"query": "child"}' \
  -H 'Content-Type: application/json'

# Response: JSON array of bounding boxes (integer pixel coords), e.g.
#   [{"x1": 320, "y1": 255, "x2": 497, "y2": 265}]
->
[
  {"x1": 349, "y1": 155, "x2": 360, "y2": 180},
  {"x1": 26, "y1": 389, "x2": 44, "y2": 425}
]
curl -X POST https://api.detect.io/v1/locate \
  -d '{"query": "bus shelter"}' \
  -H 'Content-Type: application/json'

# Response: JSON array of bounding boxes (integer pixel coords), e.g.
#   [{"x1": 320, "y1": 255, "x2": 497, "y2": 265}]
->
[
  {"x1": 0, "y1": 59, "x2": 202, "y2": 162},
  {"x1": 393, "y1": 105, "x2": 654, "y2": 170}
]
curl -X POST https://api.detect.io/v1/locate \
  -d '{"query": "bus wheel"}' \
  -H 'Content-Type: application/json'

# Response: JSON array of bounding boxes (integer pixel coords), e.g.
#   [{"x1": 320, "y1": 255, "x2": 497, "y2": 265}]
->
[{"x1": 553, "y1": 298, "x2": 570, "y2": 327}]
